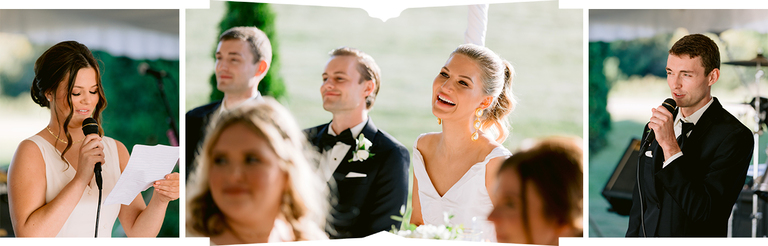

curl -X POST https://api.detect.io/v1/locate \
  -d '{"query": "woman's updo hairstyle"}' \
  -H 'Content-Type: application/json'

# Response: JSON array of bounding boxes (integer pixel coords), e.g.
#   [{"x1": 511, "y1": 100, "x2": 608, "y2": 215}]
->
[
  {"x1": 30, "y1": 41, "x2": 107, "y2": 161},
  {"x1": 451, "y1": 43, "x2": 516, "y2": 143}
]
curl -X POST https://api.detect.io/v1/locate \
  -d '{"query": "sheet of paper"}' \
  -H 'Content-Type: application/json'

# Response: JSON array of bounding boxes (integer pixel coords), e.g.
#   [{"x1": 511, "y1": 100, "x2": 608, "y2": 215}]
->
[{"x1": 105, "y1": 144, "x2": 179, "y2": 205}]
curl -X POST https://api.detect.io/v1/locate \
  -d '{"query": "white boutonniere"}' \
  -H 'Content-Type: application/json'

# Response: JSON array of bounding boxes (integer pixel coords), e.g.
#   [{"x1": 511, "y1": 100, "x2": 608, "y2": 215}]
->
[{"x1": 349, "y1": 133, "x2": 374, "y2": 162}]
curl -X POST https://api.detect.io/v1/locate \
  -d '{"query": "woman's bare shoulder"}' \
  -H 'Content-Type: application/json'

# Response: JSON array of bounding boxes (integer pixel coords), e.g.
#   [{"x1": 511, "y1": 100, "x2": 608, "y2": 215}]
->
[
  {"x1": 9, "y1": 138, "x2": 46, "y2": 183},
  {"x1": 12, "y1": 138, "x2": 45, "y2": 167},
  {"x1": 416, "y1": 132, "x2": 441, "y2": 153}
]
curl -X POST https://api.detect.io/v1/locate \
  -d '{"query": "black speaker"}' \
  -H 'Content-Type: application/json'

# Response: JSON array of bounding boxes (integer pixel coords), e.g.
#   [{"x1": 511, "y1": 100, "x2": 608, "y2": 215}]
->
[{"x1": 602, "y1": 138, "x2": 642, "y2": 216}]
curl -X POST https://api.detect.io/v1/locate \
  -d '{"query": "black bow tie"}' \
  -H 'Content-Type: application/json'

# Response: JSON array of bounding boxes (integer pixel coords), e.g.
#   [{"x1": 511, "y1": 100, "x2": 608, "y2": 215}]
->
[{"x1": 320, "y1": 128, "x2": 356, "y2": 151}]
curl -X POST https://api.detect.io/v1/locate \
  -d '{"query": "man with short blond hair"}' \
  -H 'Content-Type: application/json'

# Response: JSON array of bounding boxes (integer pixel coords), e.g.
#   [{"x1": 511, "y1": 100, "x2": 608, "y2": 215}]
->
[{"x1": 305, "y1": 47, "x2": 409, "y2": 238}]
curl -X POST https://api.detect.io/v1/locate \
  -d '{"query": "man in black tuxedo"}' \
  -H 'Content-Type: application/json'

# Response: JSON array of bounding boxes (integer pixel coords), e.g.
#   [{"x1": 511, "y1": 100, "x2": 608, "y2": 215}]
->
[
  {"x1": 186, "y1": 27, "x2": 270, "y2": 180},
  {"x1": 626, "y1": 34, "x2": 754, "y2": 237},
  {"x1": 305, "y1": 47, "x2": 409, "y2": 238}
]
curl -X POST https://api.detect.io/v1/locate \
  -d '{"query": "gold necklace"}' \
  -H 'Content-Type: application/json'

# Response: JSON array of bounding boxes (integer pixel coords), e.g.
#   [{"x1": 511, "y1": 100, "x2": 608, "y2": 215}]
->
[{"x1": 46, "y1": 127, "x2": 84, "y2": 144}]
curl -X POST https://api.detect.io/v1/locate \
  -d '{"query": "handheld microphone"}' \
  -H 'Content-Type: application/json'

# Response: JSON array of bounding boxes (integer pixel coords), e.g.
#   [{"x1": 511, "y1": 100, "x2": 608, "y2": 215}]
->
[
  {"x1": 82, "y1": 117, "x2": 102, "y2": 190},
  {"x1": 138, "y1": 62, "x2": 167, "y2": 78},
  {"x1": 644, "y1": 98, "x2": 677, "y2": 146}
]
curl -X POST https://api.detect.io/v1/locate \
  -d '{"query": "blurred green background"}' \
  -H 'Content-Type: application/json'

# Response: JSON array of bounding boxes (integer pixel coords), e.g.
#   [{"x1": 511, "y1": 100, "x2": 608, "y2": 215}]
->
[
  {"x1": 186, "y1": 1, "x2": 582, "y2": 235},
  {"x1": 0, "y1": 10, "x2": 179, "y2": 237},
  {"x1": 186, "y1": 0, "x2": 583, "y2": 155},
  {"x1": 589, "y1": 10, "x2": 768, "y2": 237}
]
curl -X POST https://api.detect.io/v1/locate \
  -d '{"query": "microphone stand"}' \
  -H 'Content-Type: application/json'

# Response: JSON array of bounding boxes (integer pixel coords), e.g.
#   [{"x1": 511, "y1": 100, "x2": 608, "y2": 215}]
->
[
  {"x1": 751, "y1": 69, "x2": 764, "y2": 238},
  {"x1": 94, "y1": 164, "x2": 102, "y2": 238},
  {"x1": 146, "y1": 70, "x2": 179, "y2": 146}
]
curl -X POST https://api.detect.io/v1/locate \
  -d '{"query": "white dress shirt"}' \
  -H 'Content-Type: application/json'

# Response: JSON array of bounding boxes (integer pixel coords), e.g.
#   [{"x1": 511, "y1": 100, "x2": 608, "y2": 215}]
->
[
  {"x1": 663, "y1": 97, "x2": 714, "y2": 168},
  {"x1": 320, "y1": 118, "x2": 368, "y2": 181},
  {"x1": 215, "y1": 91, "x2": 264, "y2": 118}
]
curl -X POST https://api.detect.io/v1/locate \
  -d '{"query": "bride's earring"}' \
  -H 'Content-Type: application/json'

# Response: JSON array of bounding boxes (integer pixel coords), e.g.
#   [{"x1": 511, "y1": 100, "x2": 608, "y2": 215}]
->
[
  {"x1": 437, "y1": 118, "x2": 442, "y2": 125},
  {"x1": 472, "y1": 108, "x2": 483, "y2": 141}
]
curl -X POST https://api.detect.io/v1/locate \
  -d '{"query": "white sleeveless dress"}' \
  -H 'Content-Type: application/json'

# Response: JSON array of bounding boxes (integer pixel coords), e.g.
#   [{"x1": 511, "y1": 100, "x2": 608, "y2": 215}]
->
[
  {"x1": 412, "y1": 134, "x2": 511, "y2": 240},
  {"x1": 28, "y1": 135, "x2": 122, "y2": 237}
]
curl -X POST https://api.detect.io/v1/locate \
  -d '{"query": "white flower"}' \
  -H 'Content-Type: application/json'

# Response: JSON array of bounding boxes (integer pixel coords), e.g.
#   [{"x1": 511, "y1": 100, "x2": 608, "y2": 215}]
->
[
  {"x1": 348, "y1": 133, "x2": 375, "y2": 162},
  {"x1": 360, "y1": 135, "x2": 373, "y2": 149},
  {"x1": 390, "y1": 211, "x2": 463, "y2": 240},
  {"x1": 355, "y1": 149, "x2": 369, "y2": 160}
]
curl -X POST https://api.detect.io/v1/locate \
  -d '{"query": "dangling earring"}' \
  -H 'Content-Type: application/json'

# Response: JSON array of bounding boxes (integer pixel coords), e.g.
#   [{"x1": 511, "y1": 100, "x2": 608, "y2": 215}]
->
[
  {"x1": 437, "y1": 118, "x2": 442, "y2": 125},
  {"x1": 281, "y1": 191, "x2": 291, "y2": 214},
  {"x1": 472, "y1": 108, "x2": 483, "y2": 141}
]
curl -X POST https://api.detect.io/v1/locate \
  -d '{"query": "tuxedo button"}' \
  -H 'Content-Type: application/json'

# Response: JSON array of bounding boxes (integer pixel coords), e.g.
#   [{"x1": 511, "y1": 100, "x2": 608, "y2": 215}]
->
[{"x1": 334, "y1": 158, "x2": 337, "y2": 161}]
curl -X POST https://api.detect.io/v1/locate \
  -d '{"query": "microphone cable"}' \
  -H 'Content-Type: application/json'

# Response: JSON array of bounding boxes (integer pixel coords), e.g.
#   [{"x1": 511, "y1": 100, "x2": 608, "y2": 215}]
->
[{"x1": 94, "y1": 164, "x2": 102, "y2": 238}]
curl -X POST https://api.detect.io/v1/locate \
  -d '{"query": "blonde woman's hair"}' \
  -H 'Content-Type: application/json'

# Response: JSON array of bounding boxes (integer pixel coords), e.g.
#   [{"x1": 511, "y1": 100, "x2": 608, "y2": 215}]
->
[
  {"x1": 451, "y1": 43, "x2": 516, "y2": 143},
  {"x1": 186, "y1": 98, "x2": 327, "y2": 240}
]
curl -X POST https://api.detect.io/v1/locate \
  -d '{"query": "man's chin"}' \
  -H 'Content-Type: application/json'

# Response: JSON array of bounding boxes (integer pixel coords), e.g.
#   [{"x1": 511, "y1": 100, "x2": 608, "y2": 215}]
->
[{"x1": 321, "y1": 102, "x2": 333, "y2": 112}]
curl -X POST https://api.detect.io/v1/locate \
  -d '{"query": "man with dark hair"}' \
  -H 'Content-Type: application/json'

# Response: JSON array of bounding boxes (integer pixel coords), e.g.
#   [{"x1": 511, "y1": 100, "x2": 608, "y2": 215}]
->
[
  {"x1": 304, "y1": 47, "x2": 409, "y2": 238},
  {"x1": 186, "y1": 26, "x2": 272, "y2": 179},
  {"x1": 626, "y1": 34, "x2": 754, "y2": 237}
]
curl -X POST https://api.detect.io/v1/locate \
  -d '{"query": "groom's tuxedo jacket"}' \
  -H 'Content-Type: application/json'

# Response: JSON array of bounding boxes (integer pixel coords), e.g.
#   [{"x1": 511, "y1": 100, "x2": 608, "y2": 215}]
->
[
  {"x1": 627, "y1": 97, "x2": 753, "y2": 237},
  {"x1": 305, "y1": 117, "x2": 409, "y2": 238}
]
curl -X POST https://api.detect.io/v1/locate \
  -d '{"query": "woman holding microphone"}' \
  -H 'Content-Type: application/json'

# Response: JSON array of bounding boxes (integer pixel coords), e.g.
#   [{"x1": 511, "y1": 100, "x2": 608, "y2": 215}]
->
[{"x1": 7, "y1": 41, "x2": 179, "y2": 237}]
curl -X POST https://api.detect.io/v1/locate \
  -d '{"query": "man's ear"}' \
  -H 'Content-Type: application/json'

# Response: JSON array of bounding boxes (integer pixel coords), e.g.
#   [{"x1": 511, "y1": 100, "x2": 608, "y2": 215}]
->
[
  {"x1": 707, "y1": 68, "x2": 719, "y2": 87},
  {"x1": 363, "y1": 79, "x2": 375, "y2": 97},
  {"x1": 255, "y1": 60, "x2": 269, "y2": 77}
]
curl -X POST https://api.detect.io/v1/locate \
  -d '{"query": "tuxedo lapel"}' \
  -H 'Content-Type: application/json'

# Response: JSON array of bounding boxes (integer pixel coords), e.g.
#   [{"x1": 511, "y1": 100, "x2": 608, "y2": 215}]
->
[
  {"x1": 682, "y1": 98, "x2": 720, "y2": 152},
  {"x1": 334, "y1": 117, "x2": 379, "y2": 175},
  {"x1": 309, "y1": 122, "x2": 332, "y2": 151}
]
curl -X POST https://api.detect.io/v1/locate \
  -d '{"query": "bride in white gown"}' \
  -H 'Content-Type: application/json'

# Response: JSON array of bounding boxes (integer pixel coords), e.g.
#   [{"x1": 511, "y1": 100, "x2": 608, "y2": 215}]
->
[{"x1": 410, "y1": 44, "x2": 516, "y2": 240}]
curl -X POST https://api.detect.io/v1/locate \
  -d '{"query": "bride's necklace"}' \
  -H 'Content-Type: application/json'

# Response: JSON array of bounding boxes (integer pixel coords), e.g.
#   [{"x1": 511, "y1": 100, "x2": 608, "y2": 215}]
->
[{"x1": 46, "y1": 127, "x2": 84, "y2": 144}]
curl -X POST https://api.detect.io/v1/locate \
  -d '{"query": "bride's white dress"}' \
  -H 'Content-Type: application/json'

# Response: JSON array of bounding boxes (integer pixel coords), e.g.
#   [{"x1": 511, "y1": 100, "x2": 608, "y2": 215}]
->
[{"x1": 412, "y1": 134, "x2": 511, "y2": 240}]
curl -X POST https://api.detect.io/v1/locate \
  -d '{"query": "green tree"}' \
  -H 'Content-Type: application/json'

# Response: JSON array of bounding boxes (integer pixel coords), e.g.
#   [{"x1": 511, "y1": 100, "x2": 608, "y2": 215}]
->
[
  {"x1": 589, "y1": 42, "x2": 612, "y2": 154},
  {"x1": 209, "y1": 2, "x2": 286, "y2": 102}
]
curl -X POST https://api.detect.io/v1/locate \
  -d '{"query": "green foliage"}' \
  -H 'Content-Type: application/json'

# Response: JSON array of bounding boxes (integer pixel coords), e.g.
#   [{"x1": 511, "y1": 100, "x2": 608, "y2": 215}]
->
[
  {"x1": 589, "y1": 42, "x2": 612, "y2": 154},
  {"x1": 95, "y1": 51, "x2": 179, "y2": 149},
  {"x1": 609, "y1": 34, "x2": 672, "y2": 78},
  {"x1": 0, "y1": 58, "x2": 35, "y2": 98},
  {"x1": 93, "y1": 50, "x2": 180, "y2": 237},
  {"x1": 208, "y1": 2, "x2": 286, "y2": 102}
]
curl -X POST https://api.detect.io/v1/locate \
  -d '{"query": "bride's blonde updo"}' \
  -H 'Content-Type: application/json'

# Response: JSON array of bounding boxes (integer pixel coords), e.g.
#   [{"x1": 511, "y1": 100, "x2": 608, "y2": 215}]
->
[{"x1": 451, "y1": 44, "x2": 516, "y2": 143}]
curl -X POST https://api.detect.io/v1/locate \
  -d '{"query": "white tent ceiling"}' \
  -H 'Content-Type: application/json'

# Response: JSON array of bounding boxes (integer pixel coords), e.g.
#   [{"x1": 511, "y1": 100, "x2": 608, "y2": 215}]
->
[
  {"x1": 0, "y1": 9, "x2": 179, "y2": 60},
  {"x1": 590, "y1": 9, "x2": 768, "y2": 42}
]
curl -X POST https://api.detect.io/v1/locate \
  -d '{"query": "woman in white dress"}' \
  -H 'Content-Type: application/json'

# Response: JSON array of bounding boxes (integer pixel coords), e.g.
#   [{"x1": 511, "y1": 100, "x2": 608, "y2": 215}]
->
[
  {"x1": 410, "y1": 44, "x2": 516, "y2": 238},
  {"x1": 7, "y1": 41, "x2": 179, "y2": 237}
]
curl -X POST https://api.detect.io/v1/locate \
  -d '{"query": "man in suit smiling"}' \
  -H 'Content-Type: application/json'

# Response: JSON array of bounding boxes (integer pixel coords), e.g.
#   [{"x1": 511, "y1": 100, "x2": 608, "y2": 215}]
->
[
  {"x1": 186, "y1": 27, "x2": 270, "y2": 180},
  {"x1": 305, "y1": 47, "x2": 409, "y2": 238},
  {"x1": 626, "y1": 34, "x2": 754, "y2": 237}
]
